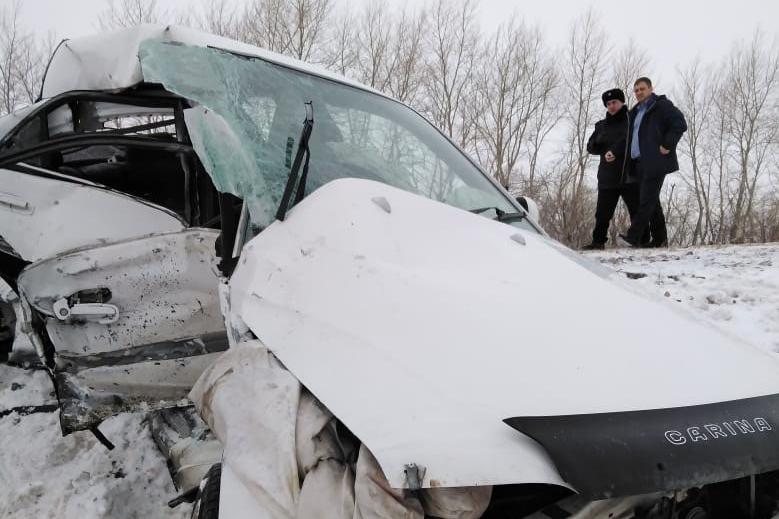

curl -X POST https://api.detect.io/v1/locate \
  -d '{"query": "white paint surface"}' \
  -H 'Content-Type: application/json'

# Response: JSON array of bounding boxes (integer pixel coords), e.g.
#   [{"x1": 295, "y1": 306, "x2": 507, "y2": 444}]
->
[
  {"x1": 18, "y1": 230, "x2": 223, "y2": 355},
  {"x1": 41, "y1": 25, "x2": 385, "y2": 100},
  {"x1": 231, "y1": 178, "x2": 779, "y2": 489},
  {"x1": 0, "y1": 397, "x2": 188, "y2": 519},
  {"x1": 3, "y1": 240, "x2": 779, "y2": 517},
  {"x1": 0, "y1": 167, "x2": 184, "y2": 262}
]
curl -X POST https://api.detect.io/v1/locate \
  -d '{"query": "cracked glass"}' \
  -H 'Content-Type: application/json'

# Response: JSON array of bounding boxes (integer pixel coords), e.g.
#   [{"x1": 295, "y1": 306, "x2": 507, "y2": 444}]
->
[{"x1": 139, "y1": 39, "x2": 533, "y2": 232}]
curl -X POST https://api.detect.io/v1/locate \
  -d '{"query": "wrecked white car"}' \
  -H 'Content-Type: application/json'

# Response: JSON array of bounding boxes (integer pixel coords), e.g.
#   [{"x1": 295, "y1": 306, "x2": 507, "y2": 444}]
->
[{"x1": 2, "y1": 25, "x2": 779, "y2": 519}]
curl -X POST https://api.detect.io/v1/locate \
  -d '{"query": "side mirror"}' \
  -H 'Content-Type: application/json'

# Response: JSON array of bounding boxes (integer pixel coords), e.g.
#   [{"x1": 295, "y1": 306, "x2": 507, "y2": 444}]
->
[{"x1": 515, "y1": 196, "x2": 540, "y2": 222}]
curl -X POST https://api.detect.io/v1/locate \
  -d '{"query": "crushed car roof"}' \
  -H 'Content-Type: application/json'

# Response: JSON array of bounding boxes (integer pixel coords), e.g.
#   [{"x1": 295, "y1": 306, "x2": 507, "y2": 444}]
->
[{"x1": 41, "y1": 24, "x2": 384, "y2": 100}]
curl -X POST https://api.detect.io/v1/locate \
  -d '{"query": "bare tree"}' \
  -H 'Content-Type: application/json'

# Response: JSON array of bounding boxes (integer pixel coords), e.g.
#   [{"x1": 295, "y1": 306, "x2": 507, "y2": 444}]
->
[
  {"x1": 472, "y1": 19, "x2": 556, "y2": 191},
  {"x1": 196, "y1": 0, "x2": 241, "y2": 39},
  {"x1": 676, "y1": 59, "x2": 716, "y2": 244},
  {"x1": 752, "y1": 188, "x2": 779, "y2": 242},
  {"x1": 662, "y1": 182, "x2": 696, "y2": 245},
  {"x1": 239, "y1": 0, "x2": 290, "y2": 54},
  {"x1": 287, "y1": 0, "x2": 332, "y2": 61},
  {"x1": 565, "y1": 9, "x2": 608, "y2": 196},
  {"x1": 239, "y1": 0, "x2": 332, "y2": 61},
  {"x1": 96, "y1": 0, "x2": 163, "y2": 30},
  {"x1": 723, "y1": 30, "x2": 779, "y2": 242},
  {"x1": 0, "y1": 0, "x2": 25, "y2": 114},
  {"x1": 422, "y1": 0, "x2": 480, "y2": 147},
  {"x1": 708, "y1": 78, "x2": 733, "y2": 244},
  {"x1": 321, "y1": 6, "x2": 359, "y2": 76},
  {"x1": 14, "y1": 0, "x2": 776, "y2": 249},
  {"x1": 239, "y1": 0, "x2": 286, "y2": 53},
  {"x1": 611, "y1": 39, "x2": 651, "y2": 107},
  {"x1": 523, "y1": 68, "x2": 562, "y2": 197},
  {"x1": 0, "y1": 0, "x2": 53, "y2": 114},
  {"x1": 382, "y1": 7, "x2": 428, "y2": 105},
  {"x1": 348, "y1": 1, "x2": 428, "y2": 103},
  {"x1": 353, "y1": 1, "x2": 393, "y2": 90},
  {"x1": 546, "y1": 9, "x2": 608, "y2": 247}
]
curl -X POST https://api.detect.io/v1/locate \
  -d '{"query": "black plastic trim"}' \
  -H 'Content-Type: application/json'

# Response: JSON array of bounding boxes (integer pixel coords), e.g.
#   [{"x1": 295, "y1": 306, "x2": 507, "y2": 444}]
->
[{"x1": 505, "y1": 393, "x2": 779, "y2": 499}]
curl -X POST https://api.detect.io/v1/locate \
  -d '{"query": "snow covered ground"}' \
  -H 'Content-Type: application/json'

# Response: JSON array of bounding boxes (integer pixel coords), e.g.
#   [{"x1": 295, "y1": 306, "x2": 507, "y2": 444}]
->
[
  {"x1": 0, "y1": 242, "x2": 777, "y2": 518},
  {"x1": 0, "y1": 364, "x2": 189, "y2": 519},
  {"x1": 587, "y1": 242, "x2": 779, "y2": 354}
]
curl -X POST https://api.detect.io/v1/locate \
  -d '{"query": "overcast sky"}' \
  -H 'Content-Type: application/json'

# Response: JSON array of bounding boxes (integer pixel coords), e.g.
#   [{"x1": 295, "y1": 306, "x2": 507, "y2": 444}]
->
[{"x1": 17, "y1": 0, "x2": 779, "y2": 90}]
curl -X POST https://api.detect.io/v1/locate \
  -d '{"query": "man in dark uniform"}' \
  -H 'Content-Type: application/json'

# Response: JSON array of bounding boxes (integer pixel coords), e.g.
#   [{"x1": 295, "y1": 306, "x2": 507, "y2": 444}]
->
[
  {"x1": 582, "y1": 88, "x2": 643, "y2": 250},
  {"x1": 619, "y1": 77, "x2": 687, "y2": 248}
]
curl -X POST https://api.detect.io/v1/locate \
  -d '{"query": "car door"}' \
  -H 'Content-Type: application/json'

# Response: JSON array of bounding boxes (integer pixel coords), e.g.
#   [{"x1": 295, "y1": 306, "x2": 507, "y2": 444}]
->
[{"x1": 0, "y1": 92, "x2": 228, "y2": 433}]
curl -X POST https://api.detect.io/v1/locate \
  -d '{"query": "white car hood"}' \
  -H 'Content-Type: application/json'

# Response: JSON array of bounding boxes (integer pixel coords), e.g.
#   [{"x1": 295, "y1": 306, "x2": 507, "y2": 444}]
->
[{"x1": 229, "y1": 178, "x2": 779, "y2": 491}]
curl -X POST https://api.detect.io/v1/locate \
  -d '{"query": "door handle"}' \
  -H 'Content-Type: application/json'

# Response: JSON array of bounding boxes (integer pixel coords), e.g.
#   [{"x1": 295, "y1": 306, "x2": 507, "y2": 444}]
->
[
  {"x1": 0, "y1": 192, "x2": 34, "y2": 214},
  {"x1": 53, "y1": 298, "x2": 119, "y2": 325}
]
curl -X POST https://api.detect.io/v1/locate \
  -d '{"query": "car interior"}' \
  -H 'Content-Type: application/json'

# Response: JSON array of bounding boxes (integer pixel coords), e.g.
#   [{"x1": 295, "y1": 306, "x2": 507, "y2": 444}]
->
[{"x1": 0, "y1": 90, "x2": 249, "y2": 280}]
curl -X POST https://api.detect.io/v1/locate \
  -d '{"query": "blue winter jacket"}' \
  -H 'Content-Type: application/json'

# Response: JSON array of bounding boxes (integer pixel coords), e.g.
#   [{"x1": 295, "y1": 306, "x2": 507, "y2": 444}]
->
[{"x1": 627, "y1": 94, "x2": 688, "y2": 179}]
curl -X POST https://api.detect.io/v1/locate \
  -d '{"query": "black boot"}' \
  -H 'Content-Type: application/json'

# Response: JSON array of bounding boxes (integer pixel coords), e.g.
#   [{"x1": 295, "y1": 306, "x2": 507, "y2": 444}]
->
[
  {"x1": 582, "y1": 242, "x2": 605, "y2": 251},
  {"x1": 617, "y1": 234, "x2": 640, "y2": 247},
  {"x1": 640, "y1": 229, "x2": 652, "y2": 248}
]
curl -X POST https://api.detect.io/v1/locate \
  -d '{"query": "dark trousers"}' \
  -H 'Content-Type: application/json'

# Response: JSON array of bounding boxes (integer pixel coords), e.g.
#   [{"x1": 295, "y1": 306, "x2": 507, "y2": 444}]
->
[
  {"x1": 591, "y1": 184, "x2": 641, "y2": 245},
  {"x1": 627, "y1": 171, "x2": 667, "y2": 244}
]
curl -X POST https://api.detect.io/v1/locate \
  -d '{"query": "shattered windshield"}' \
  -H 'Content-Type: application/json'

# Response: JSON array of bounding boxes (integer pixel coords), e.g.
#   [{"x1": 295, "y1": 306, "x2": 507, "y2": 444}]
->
[{"x1": 139, "y1": 40, "x2": 535, "y2": 232}]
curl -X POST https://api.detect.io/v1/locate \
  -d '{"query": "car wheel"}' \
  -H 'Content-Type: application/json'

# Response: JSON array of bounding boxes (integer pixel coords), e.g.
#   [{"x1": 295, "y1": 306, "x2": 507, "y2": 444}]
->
[{"x1": 192, "y1": 463, "x2": 221, "y2": 519}]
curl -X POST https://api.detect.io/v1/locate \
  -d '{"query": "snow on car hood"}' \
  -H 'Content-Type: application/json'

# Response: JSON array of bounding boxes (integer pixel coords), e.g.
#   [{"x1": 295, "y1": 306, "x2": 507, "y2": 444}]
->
[{"x1": 229, "y1": 178, "x2": 779, "y2": 491}]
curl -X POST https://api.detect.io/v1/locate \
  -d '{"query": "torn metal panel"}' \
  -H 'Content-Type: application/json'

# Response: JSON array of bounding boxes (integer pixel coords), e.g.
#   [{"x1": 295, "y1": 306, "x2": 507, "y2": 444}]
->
[
  {"x1": 18, "y1": 229, "x2": 223, "y2": 356},
  {"x1": 56, "y1": 351, "x2": 223, "y2": 433},
  {"x1": 0, "y1": 276, "x2": 46, "y2": 363},
  {"x1": 16, "y1": 229, "x2": 227, "y2": 432},
  {"x1": 55, "y1": 332, "x2": 228, "y2": 371},
  {"x1": 0, "y1": 167, "x2": 184, "y2": 263},
  {"x1": 0, "y1": 235, "x2": 22, "y2": 259}
]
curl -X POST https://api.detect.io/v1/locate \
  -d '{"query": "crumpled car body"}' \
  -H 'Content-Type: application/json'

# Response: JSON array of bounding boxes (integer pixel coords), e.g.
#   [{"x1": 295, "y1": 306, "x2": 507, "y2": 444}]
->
[{"x1": 2, "y1": 24, "x2": 779, "y2": 518}]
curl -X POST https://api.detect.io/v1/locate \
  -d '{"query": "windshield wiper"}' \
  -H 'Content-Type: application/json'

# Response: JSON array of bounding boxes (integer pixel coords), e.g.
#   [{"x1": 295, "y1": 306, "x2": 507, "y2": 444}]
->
[
  {"x1": 469, "y1": 206, "x2": 527, "y2": 224},
  {"x1": 276, "y1": 101, "x2": 314, "y2": 221}
]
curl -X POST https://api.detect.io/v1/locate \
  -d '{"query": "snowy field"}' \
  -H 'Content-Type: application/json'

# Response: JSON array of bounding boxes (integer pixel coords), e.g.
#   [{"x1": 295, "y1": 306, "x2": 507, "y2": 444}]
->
[
  {"x1": 589, "y1": 242, "x2": 779, "y2": 354},
  {"x1": 1, "y1": 242, "x2": 778, "y2": 518}
]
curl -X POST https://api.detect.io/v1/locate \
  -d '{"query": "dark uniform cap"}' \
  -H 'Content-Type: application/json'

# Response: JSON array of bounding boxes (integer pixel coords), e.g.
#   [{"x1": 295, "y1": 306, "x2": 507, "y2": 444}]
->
[{"x1": 601, "y1": 88, "x2": 626, "y2": 106}]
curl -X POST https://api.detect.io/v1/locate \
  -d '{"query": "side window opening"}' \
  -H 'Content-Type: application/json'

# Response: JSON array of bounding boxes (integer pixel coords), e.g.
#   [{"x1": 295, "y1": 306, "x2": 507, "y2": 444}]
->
[
  {"x1": 2, "y1": 92, "x2": 249, "y2": 278},
  {"x1": 60, "y1": 144, "x2": 189, "y2": 218},
  {"x1": 2, "y1": 96, "x2": 223, "y2": 229}
]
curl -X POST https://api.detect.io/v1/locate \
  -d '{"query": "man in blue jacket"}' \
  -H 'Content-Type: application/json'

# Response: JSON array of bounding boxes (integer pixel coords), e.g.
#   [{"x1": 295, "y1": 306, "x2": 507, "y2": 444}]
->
[{"x1": 619, "y1": 77, "x2": 687, "y2": 247}]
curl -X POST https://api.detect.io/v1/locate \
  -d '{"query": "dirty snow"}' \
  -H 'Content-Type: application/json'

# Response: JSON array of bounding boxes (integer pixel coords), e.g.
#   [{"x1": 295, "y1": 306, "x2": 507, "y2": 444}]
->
[
  {"x1": 0, "y1": 364, "x2": 55, "y2": 411},
  {"x1": 1, "y1": 242, "x2": 777, "y2": 517},
  {"x1": 587, "y1": 242, "x2": 779, "y2": 354},
  {"x1": 0, "y1": 363, "x2": 188, "y2": 519}
]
